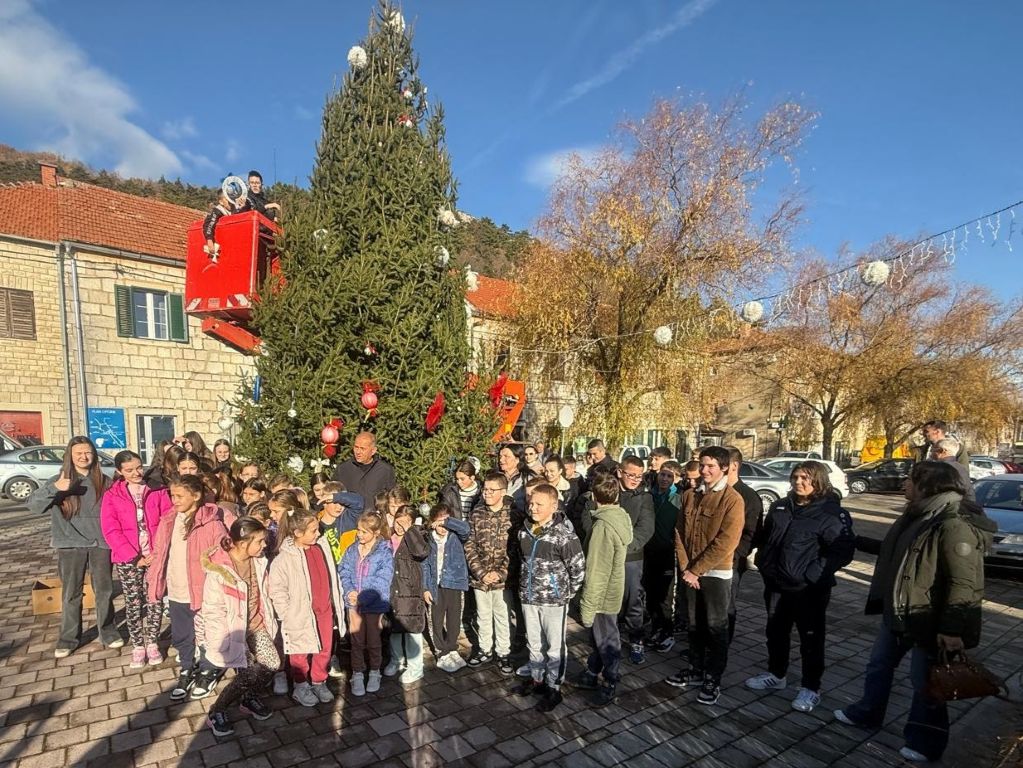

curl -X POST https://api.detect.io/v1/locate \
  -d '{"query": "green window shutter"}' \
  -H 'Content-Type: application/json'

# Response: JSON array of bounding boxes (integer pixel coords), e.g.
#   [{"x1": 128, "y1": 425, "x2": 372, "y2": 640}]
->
[
  {"x1": 114, "y1": 285, "x2": 134, "y2": 337},
  {"x1": 168, "y1": 293, "x2": 188, "y2": 342}
]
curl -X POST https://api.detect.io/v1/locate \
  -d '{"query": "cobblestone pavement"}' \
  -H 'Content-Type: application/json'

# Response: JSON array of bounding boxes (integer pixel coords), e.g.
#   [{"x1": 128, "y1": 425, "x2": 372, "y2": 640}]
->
[{"x1": 0, "y1": 496, "x2": 1020, "y2": 768}]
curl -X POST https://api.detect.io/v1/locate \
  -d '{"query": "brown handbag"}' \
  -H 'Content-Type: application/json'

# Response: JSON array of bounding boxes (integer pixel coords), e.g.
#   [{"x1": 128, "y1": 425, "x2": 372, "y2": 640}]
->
[{"x1": 926, "y1": 650, "x2": 1005, "y2": 701}]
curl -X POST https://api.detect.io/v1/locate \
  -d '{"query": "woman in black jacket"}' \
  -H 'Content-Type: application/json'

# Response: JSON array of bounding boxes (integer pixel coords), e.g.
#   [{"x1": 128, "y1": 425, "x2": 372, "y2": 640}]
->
[{"x1": 746, "y1": 461, "x2": 855, "y2": 713}]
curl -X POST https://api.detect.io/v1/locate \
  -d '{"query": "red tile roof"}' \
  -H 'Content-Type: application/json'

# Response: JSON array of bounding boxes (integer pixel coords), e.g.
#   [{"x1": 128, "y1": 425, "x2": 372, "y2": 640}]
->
[
  {"x1": 0, "y1": 177, "x2": 203, "y2": 261},
  {"x1": 467, "y1": 273, "x2": 518, "y2": 319}
]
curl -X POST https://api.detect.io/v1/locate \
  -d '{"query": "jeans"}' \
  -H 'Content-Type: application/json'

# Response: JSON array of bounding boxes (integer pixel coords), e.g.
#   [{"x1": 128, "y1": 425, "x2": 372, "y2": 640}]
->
[
  {"x1": 686, "y1": 575, "x2": 731, "y2": 682},
  {"x1": 168, "y1": 600, "x2": 197, "y2": 672},
  {"x1": 389, "y1": 631, "x2": 424, "y2": 678},
  {"x1": 474, "y1": 588, "x2": 512, "y2": 656},
  {"x1": 619, "y1": 560, "x2": 646, "y2": 644},
  {"x1": 523, "y1": 603, "x2": 569, "y2": 689},
  {"x1": 642, "y1": 549, "x2": 675, "y2": 636},
  {"x1": 586, "y1": 613, "x2": 622, "y2": 684},
  {"x1": 764, "y1": 586, "x2": 831, "y2": 691},
  {"x1": 57, "y1": 547, "x2": 117, "y2": 648},
  {"x1": 844, "y1": 626, "x2": 949, "y2": 760}
]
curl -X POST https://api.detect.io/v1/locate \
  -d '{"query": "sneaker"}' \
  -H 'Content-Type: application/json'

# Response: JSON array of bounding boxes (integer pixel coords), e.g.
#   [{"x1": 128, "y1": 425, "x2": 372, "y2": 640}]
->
[
  {"x1": 467, "y1": 650, "x2": 492, "y2": 667},
  {"x1": 400, "y1": 668, "x2": 424, "y2": 686},
  {"x1": 436, "y1": 654, "x2": 454, "y2": 673},
  {"x1": 383, "y1": 659, "x2": 403, "y2": 677},
  {"x1": 515, "y1": 662, "x2": 532, "y2": 678},
  {"x1": 833, "y1": 709, "x2": 866, "y2": 727},
  {"x1": 207, "y1": 710, "x2": 234, "y2": 737},
  {"x1": 239, "y1": 696, "x2": 273, "y2": 721},
  {"x1": 629, "y1": 643, "x2": 645, "y2": 665},
  {"x1": 656, "y1": 635, "x2": 676, "y2": 653},
  {"x1": 366, "y1": 670, "x2": 382, "y2": 693},
  {"x1": 350, "y1": 674, "x2": 366, "y2": 698},
  {"x1": 292, "y1": 681, "x2": 319, "y2": 707},
  {"x1": 328, "y1": 655, "x2": 345, "y2": 679},
  {"x1": 190, "y1": 668, "x2": 219, "y2": 700},
  {"x1": 311, "y1": 681, "x2": 335, "y2": 703},
  {"x1": 106, "y1": 638, "x2": 125, "y2": 650},
  {"x1": 898, "y1": 747, "x2": 930, "y2": 763},
  {"x1": 665, "y1": 668, "x2": 703, "y2": 689},
  {"x1": 168, "y1": 645, "x2": 179, "y2": 658},
  {"x1": 791, "y1": 687, "x2": 821, "y2": 713},
  {"x1": 130, "y1": 647, "x2": 147, "y2": 669},
  {"x1": 447, "y1": 652, "x2": 467, "y2": 671},
  {"x1": 146, "y1": 643, "x2": 164, "y2": 665},
  {"x1": 536, "y1": 687, "x2": 563, "y2": 712},
  {"x1": 272, "y1": 671, "x2": 288, "y2": 695},
  {"x1": 574, "y1": 669, "x2": 600, "y2": 690},
  {"x1": 745, "y1": 672, "x2": 788, "y2": 691},
  {"x1": 497, "y1": 656, "x2": 515, "y2": 675},
  {"x1": 54, "y1": 647, "x2": 72, "y2": 659},
  {"x1": 596, "y1": 681, "x2": 617, "y2": 707},
  {"x1": 170, "y1": 670, "x2": 194, "y2": 701},
  {"x1": 696, "y1": 677, "x2": 721, "y2": 706}
]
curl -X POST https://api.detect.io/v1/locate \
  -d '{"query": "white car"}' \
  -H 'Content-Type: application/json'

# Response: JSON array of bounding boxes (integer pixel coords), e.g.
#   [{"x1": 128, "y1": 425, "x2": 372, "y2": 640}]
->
[
  {"x1": 760, "y1": 457, "x2": 850, "y2": 498},
  {"x1": 970, "y1": 458, "x2": 1007, "y2": 481}
]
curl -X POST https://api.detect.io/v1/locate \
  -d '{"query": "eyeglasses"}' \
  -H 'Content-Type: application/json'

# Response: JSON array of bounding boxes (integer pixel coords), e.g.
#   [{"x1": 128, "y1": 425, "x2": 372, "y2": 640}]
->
[
  {"x1": 622, "y1": 472, "x2": 644, "y2": 481},
  {"x1": 482, "y1": 487, "x2": 503, "y2": 494}
]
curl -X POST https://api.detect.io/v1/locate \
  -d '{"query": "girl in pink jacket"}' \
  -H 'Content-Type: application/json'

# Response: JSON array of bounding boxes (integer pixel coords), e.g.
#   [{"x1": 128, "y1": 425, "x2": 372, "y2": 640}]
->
[
  {"x1": 202, "y1": 516, "x2": 279, "y2": 737},
  {"x1": 146, "y1": 474, "x2": 229, "y2": 701},
  {"x1": 100, "y1": 450, "x2": 165, "y2": 668}
]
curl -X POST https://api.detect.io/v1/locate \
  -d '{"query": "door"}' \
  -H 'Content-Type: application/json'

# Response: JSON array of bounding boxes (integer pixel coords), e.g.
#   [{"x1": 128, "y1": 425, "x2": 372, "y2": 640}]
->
[{"x1": 136, "y1": 415, "x2": 176, "y2": 466}]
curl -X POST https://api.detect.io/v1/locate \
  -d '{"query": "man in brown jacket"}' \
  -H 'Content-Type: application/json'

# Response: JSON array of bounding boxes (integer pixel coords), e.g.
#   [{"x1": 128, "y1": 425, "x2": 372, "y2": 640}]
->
[{"x1": 665, "y1": 446, "x2": 744, "y2": 705}]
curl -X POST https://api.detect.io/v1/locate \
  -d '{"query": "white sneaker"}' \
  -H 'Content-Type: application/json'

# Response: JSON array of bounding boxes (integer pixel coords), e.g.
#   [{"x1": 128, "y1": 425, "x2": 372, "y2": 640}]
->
[
  {"x1": 898, "y1": 747, "x2": 930, "y2": 763},
  {"x1": 54, "y1": 648, "x2": 72, "y2": 659},
  {"x1": 745, "y1": 672, "x2": 788, "y2": 691},
  {"x1": 383, "y1": 659, "x2": 402, "y2": 677},
  {"x1": 291, "y1": 681, "x2": 319, "y2": 707},
  {"x1": 515, "y1": 662, "x2": 532, "y2": 677},
  {"x1": 350, "y1": 673, "x2": 366, "y2": 697},
  {"x1": 792, "y1": 687, "x2": 821, "y2": 712},
  {"x1": 447, "y1": 653, "x2": 467, "y2": 671},
  {"x1": 328, "y1": 655, "x2": 344, "y2": 678},
  {"x1": 436, "y1": 654, "x2": 454, "y2": 672},
  {"x1": 833, "y1": 709, "x2": 857, "y2": 725},
  {"x1": 366, "y1": 670, "x2": 382, "y2": 693},
  {"x1": 272, "y1": 671, "x2": 288, "y2": 695}
]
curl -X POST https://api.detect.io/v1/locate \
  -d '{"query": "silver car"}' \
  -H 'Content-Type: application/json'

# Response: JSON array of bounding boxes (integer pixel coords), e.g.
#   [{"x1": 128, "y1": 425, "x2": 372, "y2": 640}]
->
[
  {"x1": 738, "y1": 462, "x2": 792, "y2": 512},
  {"x1": 0, "y1": 446, "x2": 116, "y2": 501},
  {"x1": 974, "y1": 474, "x2": 1023, "y2": 569}
]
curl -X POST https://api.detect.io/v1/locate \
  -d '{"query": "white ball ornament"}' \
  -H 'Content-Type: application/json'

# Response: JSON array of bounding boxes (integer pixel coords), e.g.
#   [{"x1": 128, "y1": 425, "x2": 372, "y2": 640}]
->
[
  {"x1": 741, "y1": 300, "x2": 764, "y2": 324},
  {"x1": 653, "y1": 325, "x2": 673, "y2": 347},
  {"x1": 435, "y1": 246, "x2": 450, "y2": 267},
  {"x1": 217, "y1": 417, "x2": 233, "y2": 431},
  {"x1": 287, "y1": 408, "x2": 297, "y2": 419},
  {"x1": 437, "y1": 208, "x2": 458, "y2": 228},
  {"x1": 861, "y1": 260, "x2": 890, "y2": 287},
  {"x1": 286, "y1": 455, "x2": 305, "y2": 474},
  {"x1": 347, "y1": 46, "x2": 368, "y2": 71}
]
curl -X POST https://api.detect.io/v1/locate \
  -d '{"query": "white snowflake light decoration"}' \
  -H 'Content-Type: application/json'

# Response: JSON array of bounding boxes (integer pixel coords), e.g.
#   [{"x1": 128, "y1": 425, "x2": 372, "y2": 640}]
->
[
  {"x1": 287, "y1": 408, "x2": 297, "y2": 419},
  {"x1": 286, "y1": 455, "x2": 305, "y2": 474},
  {"x1": 741, "y1": 300, "x2": 765, "y2": 324},
  {"x1": 435, "y1": 246, "x2": 450, "y2": 267},
  {"x1": 653, "y1": 325, "x2": 673, "y2": 346},
  {"x1": 386, "y1": 10, "x2": 405, "y2": 33},
  {"x1": 313, "y1": 228, "x2": 328, "y2": 241},
  {"x1": 437, "y1": 208, "x2": 458, "y2": 227},
  {"x1": 309, "y1": 457, "x2": 330, "y2": 473},
  {"x1": 347, "y1": 46, "x2": 368, "y2": 70},
  {"x1": 861, "y1": 260, "x2": 890, "y2": 287},
  {"x1": 466, "y1": 269, "x2": 479, "y2": 292}
]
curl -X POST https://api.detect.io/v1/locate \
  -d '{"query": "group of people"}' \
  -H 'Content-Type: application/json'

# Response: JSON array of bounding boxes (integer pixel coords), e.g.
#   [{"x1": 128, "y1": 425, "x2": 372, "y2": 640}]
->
[
  {"x1": 202, "y1": 169, "x2": 280, "y2": 257},
  {"x1": 28, "y1": 428, "x2": 994, "y2": 762}
]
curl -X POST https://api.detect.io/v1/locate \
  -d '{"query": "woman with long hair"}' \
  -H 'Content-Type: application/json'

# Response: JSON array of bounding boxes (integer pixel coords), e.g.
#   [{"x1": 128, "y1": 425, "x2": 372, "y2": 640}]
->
[
  {"x1": 834, "y1": 461, "x2": 995, "y2": 763},
  {"x1": 27, "y1": 436, "x2": 120, "y2": 657},
  {"x1": 182, "y1": 431, "x2": 215, "y2": 466},
  {"x1": 143, "y1": 441, "x2": 184, "y2": 490}
]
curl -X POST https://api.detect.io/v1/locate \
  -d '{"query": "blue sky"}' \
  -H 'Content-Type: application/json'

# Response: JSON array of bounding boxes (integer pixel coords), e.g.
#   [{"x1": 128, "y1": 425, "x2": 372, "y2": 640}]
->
[{"x1": 2, "y1": 0, "x2": 1021, "y2": 296}]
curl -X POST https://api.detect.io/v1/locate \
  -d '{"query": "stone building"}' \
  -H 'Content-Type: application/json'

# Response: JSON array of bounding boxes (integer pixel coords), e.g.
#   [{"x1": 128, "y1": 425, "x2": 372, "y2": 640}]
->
[{"x1": 0, "y1": 164, "x2": 255, "y2": 462}]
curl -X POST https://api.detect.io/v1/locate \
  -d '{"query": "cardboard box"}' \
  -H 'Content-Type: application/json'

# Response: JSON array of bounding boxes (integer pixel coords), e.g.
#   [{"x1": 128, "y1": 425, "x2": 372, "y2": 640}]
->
[{"x1": 31, "y1": 576, "x2": 95, "y2": 616}]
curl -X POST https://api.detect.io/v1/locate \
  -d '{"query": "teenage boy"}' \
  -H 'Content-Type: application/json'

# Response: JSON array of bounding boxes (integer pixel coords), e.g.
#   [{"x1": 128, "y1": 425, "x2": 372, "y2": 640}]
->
[
  {"x1": 674, "y1": 460, "x2": 702, "y2": 635},
  {"x1": 665, "y1": 446, "x2": 743, "y2": 705},
  {"x1": 577, "y1": 474, "x2": 633, "y2": 706},
  {"x1": 513, "y1": 484, "x2": 585, "y2": 712},
  {"x1": 644, "y1": 460, "x2": 683, "y2": 652},
  {"x1": 644, "y1": 446, "x2": 673, "y2": 489},
  {"x1": 465, "y1": 472, "x2": 515, "y2": 673},
  {"x1": 618, "y1": 456, "x2": 655, "y2": 664}
]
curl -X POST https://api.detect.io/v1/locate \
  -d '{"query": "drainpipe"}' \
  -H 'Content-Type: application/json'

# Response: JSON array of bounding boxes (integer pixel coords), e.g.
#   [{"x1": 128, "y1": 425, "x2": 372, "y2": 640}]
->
[
  {"x1": 55, "y1": 243, "x2": 76, "y2": 440},
  {"x1": 68, "y1": 248, "x2": 89, "y2": 434}
]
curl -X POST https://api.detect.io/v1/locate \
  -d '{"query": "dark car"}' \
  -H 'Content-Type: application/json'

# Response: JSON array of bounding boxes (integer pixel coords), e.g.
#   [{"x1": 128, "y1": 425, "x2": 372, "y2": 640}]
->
[
  {"x1": 0, "y1": 446, "x2": 116, "y2": 502},
  {"x1": 845, "y1": 458, "x2": 915, "y2": 494},
  {"x1": 974, "y1": 475, "x2": 1023, "y2": 569}
]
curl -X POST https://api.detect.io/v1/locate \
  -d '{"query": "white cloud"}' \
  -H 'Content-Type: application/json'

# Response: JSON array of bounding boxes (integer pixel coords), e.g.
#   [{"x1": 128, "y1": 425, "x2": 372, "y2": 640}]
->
[
  {"x1": 0, "y1": 0, "x2": 182, "y2": 178},
  {"x1": 524, "y1": 145, "x2": 603, "y2": 188},
  {"x1": 225, "y1": 139, "x2": 242, "y2": 165},
  {"x1": 161, "y1": 116, "x2": 198, "y2": 141},
  {"x1": 555, "y1": 0, "x2": 718, "y2": 109},
  {"x1": 180, "y1": 150, "x2": 217, "y2": 173}
]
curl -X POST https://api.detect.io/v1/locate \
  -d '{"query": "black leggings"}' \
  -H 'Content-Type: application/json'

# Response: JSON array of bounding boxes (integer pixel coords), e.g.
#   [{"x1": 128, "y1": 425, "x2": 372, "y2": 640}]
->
[{"x1": 431, "y1": 587, "x2": 462, "y2": 654}]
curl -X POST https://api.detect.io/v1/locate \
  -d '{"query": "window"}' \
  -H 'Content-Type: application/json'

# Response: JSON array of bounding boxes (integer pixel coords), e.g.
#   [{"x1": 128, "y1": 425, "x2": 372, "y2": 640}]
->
[
  {"x1": 114, "y1": 285, "x2": 187, "y2": 342},
  {"x1": 0, "y1": 288, "x2": 36, "y2": 340},
  {"x1": 136, "y1": 414, "x2": 176, "y2": 465}
]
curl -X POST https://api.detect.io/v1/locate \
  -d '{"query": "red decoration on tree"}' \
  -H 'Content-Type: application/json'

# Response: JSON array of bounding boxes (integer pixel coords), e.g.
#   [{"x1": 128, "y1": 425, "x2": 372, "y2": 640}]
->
[
  {"x1": 488, "y1": 371, "x2": 509, "y2": 409},
  {"x1": 330, "y1": 418, "x2": 343, "y2": 429},
  {"x1": 361, "y1": 380, "x2": 379, "y2": 418},
  {"x1": 425, "y1": 391, "x2": 446, "y2": 434},
  {"x1": 320, "y1": 424, "x2": 339, "y2": 445},
  {"x1": 363, "y1": 342, "x2": 377, "y2": 357},
  {"x1": 323, "y1": 444, "x2": 337, "y2": 458}
]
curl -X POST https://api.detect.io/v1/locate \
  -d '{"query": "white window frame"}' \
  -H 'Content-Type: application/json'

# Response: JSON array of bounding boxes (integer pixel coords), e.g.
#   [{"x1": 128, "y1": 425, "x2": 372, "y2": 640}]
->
[{"x1": 132, "y1": 288, "x2": 169, "y2": 340}]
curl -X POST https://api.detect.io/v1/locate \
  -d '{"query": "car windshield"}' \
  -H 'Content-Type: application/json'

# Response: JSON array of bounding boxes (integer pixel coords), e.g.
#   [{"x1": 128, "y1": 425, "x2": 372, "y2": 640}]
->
[
  {"x1": 855, "y1": 460, "x2": 883, "y2": 470},
  {"x1": 975, "y1": 480, "x2": 1023, "y2": 510}
]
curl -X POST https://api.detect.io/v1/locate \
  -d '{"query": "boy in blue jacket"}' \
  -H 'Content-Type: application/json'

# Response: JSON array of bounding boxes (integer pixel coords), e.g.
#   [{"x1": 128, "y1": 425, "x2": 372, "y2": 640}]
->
[{"x1": 422, "y1": 503, "x2": 471, "y2": 672}]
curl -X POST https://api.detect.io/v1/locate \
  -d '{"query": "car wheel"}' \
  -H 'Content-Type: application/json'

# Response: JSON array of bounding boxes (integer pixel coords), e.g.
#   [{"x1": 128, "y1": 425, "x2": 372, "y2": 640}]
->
[
  {"x1": 849, "y1": 479, "x2": 868, "y2": 494},
  {"x1": 758, "y1": 490, "x2": 779, "y2": 512},
  {"x1": 4, "y1": 477, "x2": 38, "y2": 501}
]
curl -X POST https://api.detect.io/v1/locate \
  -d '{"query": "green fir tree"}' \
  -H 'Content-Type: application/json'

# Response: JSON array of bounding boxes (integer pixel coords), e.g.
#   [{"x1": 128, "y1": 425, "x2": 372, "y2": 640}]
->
[{"x1": 234, "y1": 3, "x2": 497, "y2": 494}]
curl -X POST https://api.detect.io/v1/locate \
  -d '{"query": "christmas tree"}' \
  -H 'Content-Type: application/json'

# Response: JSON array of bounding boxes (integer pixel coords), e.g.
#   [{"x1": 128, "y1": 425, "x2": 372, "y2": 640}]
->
[{"x1": 235, "y1": 2, "x2": 496, "y2": 494}]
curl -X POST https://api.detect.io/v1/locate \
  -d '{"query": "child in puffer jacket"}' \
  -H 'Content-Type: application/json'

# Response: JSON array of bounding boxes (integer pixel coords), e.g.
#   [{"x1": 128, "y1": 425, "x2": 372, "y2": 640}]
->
[{"x1": 421, "y1": 503, "x2": 471, "y2": 673}]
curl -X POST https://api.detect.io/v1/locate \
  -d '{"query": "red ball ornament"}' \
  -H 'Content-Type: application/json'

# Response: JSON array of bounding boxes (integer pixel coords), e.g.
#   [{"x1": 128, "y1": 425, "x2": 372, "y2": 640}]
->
[
  {"x1": 320, "y1": 424, "x2": 339, "y2": 445},
  {"x1": 323, "y1": 444, "x2": 337, "y2": 458},
  {"x1": 361, "y1": 391, "x2": 379, "y2": 411}
]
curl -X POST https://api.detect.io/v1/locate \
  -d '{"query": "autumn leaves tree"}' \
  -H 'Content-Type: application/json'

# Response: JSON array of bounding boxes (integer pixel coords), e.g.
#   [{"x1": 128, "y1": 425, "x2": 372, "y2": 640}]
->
[{"x1": 512, "y1": 95, "x2": 815, "y2": 448}]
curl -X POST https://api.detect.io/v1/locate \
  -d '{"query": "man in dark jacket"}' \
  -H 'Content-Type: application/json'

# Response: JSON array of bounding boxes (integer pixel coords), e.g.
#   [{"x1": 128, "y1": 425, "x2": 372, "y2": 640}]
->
[
  {"x1": 584, "y1": 439, "x2": 619, "y2": 486},
  {"x1": 725, "y1": 446, "x2": 766, "y2": 643},
  {"x1": 238, "y1": 170, "x2": 281, "y2": 221},
  {"x1": 333, "y1": 431, "x2": 396, "y2": 509},
  {"x1": 616, "y1": 456, "x2": 655, "y2": 664}
]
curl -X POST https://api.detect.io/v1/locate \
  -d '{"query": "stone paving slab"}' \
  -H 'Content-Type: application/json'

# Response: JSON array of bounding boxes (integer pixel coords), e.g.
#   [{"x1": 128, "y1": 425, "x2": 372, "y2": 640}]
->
[{"x1": 0, "y1": 499, "x2": 1020, "y2": 767}]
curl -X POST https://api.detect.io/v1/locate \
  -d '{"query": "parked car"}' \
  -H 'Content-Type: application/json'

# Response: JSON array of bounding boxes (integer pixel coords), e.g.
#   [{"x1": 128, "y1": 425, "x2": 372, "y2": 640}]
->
[
  {"x1": 775, "y1": 450, "x2": 823, "y2": 460},
  {"x1": 760, "y1": 457, "x2": 850, "y2": 498},
  {"x1": 973, "y1": 475, "x2": 1023, "y2": 569},
  {"x1": 845, "y1": 458, "x2": 915, "y2": 494},
  {"x1": 0, "y1": 446, "x2": 115, "y2": 502},
  {"x1": 737, "y1": 461, "x2": 792, "y2": 511},
  {"x1": 618, "y1": 445, "x2": 652, "y2": 464},
  {"x1": 970, "y1": 456, "x2": 1017, "y2": 476}
]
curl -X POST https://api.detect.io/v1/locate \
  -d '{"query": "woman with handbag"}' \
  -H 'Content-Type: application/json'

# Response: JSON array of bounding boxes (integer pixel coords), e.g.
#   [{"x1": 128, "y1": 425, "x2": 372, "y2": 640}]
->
[{"x1": 834, "y1": 461, "x2": 995, "y2": 762}]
